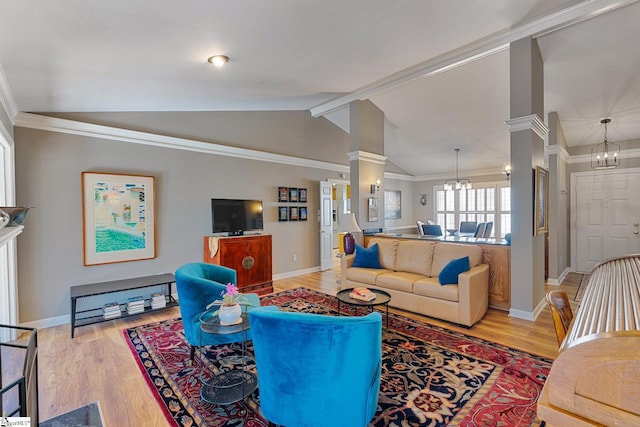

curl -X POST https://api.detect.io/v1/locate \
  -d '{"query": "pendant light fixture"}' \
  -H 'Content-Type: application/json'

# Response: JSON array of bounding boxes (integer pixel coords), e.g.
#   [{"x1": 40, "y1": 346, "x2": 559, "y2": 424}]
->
[
  {"x1": 591, "y1": 118, "x2": 619, "y2": 169},
  {"x1": 444, "y1": 148, "x2": 472, "y2": 191}
]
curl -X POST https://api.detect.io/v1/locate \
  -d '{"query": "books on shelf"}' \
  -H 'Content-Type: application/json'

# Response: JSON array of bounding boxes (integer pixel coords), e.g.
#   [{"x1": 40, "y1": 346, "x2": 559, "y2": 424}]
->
[
  {"x1": 103, "y1": 301, "x2": 121, "y2": 320},
  {"x1": 349, "y1": 287, "x2": 376, "y2": 302},
  {"x1": 126, "y1": 305, "x2": 145, "y2": 315},
  {"x1": 151, "y1": 292, "x2": 166, "y2": 310},
  {"x1": 126, "y1": 296, "x2": 146, "y2": 314}
]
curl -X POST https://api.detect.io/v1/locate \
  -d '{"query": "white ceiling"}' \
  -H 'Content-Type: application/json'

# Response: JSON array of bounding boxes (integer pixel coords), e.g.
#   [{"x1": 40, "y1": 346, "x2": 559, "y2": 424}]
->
[{"x1": 1, "y1": 0, "x2": 639, "y2": 178}]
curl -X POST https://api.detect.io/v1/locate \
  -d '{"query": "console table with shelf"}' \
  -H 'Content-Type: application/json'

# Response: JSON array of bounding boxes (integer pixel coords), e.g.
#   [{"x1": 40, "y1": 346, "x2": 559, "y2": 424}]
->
[{"x1": 69, "y1": 273, "x2": 177, "y2": 338}]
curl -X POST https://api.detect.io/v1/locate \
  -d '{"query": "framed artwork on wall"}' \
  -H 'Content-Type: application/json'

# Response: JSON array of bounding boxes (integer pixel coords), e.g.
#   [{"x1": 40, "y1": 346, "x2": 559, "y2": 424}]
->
[
  {"x1": 368, "y1": 197, "x2": 378, "y2": 222},
  {"x1": 81, "y1": 172, "x2": 156, "y2": 266},
  {"x1": 534, "y1": 166, "x2": 549, "y2": 235},
  {"x1": 299, "y1": 188, "x2": 307, "y2": 203},
  {"x1": 289, "y1": 206, "x2": 299, "y2": 221},
  {"x1": 278, "y1": 186, "x2": 289, "y2": 202},
  {"x1": 279, "y1": 206, "x2": 289, "y2": 221},
  {"x1": 289, "y1": 188, "x2": 298, "y2": 202},
  {"x1": 384, "y1": 190, "x2": 401, "y2": 219},
  {"x1": 299, "y1": 206, "x2": 308, "y2": 221}
]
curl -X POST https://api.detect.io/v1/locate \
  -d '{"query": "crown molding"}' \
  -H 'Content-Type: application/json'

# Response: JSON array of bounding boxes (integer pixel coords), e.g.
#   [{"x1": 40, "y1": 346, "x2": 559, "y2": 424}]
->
[
  {"x1": 413, "y1": 167, "x2": 502, "y2": 182},
  {"x1": 546, "y1": 144, "x2": 570, "y2": 161},
  {"x1": 346, "y1": 150, "x2": 387, "y2": 164},
  {"x1": 506, "y1": 114, "x2": 549, "y2": 140},
  {"x1": 0, "y1": 64, "x2": 18, "y2": 122},
  {"x1": 0, "y1": 117, "x2": 13, "y2": 148},
  {"x1": 384, "y1": 172, "x2": 415, "y2": 182},
  {"x1": 14, "y1": 112, "x2": 351, "y2": 173}
]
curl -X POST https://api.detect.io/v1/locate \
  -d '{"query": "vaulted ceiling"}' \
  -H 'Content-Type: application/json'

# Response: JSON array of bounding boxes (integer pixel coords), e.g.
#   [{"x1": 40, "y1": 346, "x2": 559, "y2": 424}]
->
[{"x1": 1, "y1": 0, "x2": 639, "y2": 178}]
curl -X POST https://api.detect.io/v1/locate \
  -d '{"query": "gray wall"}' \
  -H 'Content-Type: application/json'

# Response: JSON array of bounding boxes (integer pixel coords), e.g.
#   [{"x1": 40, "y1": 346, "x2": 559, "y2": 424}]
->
[
  {"x1": 14, "y1": 111, "x2": 352, "y2": 323},
  {"x1": 45, "y1": 111, "x2": 349, "y2": 164},
  {"x1": 382, "y1": 178, "x2": 416, "y2": 231}
]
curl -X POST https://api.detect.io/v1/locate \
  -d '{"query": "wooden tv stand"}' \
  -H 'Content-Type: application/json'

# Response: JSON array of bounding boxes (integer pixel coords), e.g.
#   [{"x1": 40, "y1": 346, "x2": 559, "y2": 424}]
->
[{"x1": 203, "y1": 234, "x2": 273, "y2": 295}]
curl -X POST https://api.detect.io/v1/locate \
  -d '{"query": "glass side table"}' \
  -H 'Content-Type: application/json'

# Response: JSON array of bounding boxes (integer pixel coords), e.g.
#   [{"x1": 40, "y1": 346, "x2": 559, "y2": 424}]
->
[{"x1": 198, "y1": 309, "x2": 257, "y2": 405}]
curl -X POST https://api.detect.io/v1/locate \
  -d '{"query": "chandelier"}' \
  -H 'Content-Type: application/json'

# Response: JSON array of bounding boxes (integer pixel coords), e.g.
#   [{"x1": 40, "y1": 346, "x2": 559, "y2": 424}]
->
[
  {"x1": 444, "y1": 148, "x2": 472, "y2": 191},
  {"x1": 591, "y1": 118, "x2": 619, "y2": 169}
]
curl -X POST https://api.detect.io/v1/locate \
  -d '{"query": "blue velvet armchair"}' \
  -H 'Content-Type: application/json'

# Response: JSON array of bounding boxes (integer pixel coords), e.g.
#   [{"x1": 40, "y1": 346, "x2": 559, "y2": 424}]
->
[
  {"x1": 175, "y1": 262, "x2": 260, "y2": 361},
  {"x1": 249, "y1": 307, "x2": 382, "y2": 427}
]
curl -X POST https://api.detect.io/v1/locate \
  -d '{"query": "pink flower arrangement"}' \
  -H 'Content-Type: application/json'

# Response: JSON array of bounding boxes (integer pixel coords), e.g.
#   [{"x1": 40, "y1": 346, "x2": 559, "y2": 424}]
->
[{"x1": 220, "y1": 283, "x2": 241, "y2": 305}]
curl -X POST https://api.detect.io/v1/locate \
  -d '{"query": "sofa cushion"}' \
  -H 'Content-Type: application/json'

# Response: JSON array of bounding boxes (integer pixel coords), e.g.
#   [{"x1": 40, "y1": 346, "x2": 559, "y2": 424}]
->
[
  {"x1": 352, "y1": 243, "x2": 382, "y2": 269},
  {"x1": 368, "y1": 238, "x2": 399, "y2": 270},
  {"x1": 346, "y1": 267, "x2": 393, "y2": 284},
  {"x1": 431, "y1": 243, "x2": 482, "y2": 277},
  {"x1": 395, "y1": 240, "x2": 436, "y2": 277},
  {"x1": 376, "y1": 272, "x2": 423, "y2": 293},
  {"x1": 413, "y1": 278, "x2": 460, "y2": 302},
  {"x1": 438, "y1": 256, "x2": 470, "y2": 285}
]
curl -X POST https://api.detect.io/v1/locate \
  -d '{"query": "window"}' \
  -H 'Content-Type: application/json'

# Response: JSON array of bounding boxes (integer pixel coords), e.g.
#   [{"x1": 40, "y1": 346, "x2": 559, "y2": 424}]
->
[{"x1": 435, "y1": 183, "x2": 510, "y2": 238}]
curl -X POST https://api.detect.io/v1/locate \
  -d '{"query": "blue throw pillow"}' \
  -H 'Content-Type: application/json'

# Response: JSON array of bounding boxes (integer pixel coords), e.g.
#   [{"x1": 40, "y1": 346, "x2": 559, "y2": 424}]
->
[
  {"x1": 438, "y1": 256, "x2": 470, "y2": 285},
  {"x1": 352, "y1": 243, "x2": 382, "y2": 269}
]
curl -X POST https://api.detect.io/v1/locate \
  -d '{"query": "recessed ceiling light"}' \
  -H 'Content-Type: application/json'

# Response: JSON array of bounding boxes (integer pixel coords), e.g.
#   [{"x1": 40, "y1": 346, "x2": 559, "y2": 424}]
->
[{"x1": 208, "y1": 55, "x2": 229, "y2": 67}]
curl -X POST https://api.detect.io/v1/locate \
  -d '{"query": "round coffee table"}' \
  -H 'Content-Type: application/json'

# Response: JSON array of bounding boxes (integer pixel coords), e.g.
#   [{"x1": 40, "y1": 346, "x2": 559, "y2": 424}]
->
[{"x1": 336, "y1": 288, "x2": 391, "y2": 330}]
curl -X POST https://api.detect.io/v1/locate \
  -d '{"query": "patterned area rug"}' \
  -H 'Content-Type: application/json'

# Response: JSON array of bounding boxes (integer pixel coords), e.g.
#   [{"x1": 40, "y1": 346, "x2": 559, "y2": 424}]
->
[{"x1": 124, "y1": 287, "x2": 551, "y2": 426}]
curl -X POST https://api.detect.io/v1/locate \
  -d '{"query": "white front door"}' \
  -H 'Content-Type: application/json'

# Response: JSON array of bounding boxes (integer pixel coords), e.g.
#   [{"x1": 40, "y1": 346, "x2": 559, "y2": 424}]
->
[
  {"x1": 574, "y1": 169, "x2": 640, "y2": 272},
  {"x1": 319, "y1": 181, "x2": 334, "y2": 271}
]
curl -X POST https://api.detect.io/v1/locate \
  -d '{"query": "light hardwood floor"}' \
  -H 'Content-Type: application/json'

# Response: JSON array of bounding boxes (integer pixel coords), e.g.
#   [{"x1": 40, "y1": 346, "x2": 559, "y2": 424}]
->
[{"x1": 37, "y1": 268, "x2": 582, "y2": 425}]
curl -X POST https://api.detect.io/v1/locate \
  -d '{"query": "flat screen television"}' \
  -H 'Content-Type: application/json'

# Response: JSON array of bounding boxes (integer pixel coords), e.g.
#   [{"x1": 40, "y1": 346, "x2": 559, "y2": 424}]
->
[{"x1": 211, "y1": 198, "x2": 264, "y2": 235}]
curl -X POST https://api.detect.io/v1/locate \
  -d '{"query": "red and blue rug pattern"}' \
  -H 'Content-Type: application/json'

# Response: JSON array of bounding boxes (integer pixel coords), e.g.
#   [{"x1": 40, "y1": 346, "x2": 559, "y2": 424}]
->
[{"x1": 124, "y1": 287, "x2": 550, "y2": 426}]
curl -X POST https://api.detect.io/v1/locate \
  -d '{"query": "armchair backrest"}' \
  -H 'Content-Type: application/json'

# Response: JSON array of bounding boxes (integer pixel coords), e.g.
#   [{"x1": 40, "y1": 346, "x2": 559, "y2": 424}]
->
[
  {"x1": 175, "y1": 262, "x2": 237, "y2": 343},
  {"x1": 249, "y1": 308, "x2": 382, "y2": 427}
]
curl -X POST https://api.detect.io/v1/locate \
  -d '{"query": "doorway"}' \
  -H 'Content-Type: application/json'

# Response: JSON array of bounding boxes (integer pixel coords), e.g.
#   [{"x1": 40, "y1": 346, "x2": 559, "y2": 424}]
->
[
  {"x1": 573, "y1": 168, "x2": 640, "y2": 272},
  {"x1": 319, "y1": 179, "x2": 350, "y2": 271}
]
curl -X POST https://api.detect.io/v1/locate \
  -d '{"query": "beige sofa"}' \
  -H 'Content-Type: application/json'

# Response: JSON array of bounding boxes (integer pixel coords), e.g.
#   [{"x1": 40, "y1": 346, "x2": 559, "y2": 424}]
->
[{"x1": 340, "y1": 237, "x2": 489, "y2": 327}]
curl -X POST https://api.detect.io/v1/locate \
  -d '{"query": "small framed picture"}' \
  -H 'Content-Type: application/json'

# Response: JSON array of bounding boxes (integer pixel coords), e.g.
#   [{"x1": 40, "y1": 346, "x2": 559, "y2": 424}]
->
[
  {"x1": 278, "y1": 186, "x2": 289, "y2": 202},
  {"x1": 289, "y1": 206, "x2": 299, "y2": 221},
  {"x1": 299, "y1": 188, "x2": 307, "y2": 203},
  {"x1": 289, "y1": 188, "x2": 298, "y2": 202},
  {"x1": 299, "y1": 206, "x2": 308, "y2": 221},
  {"x1": 278, "y1": 206, "x2": 288, "y2": 221}
]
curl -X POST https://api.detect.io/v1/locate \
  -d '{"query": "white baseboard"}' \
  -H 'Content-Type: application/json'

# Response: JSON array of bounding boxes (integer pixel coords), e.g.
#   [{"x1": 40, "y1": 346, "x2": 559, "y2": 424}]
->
[
  {"x1": 509, "y1": 297, "x2": 547, "y2": 321},
  {"x1": 546, "y1": 267, "x2": 570, "y2": 286},
  {"x1": 273, "y1": 266, "x2": 320, "y2": 281},
  {"x1": 21, "y1": 314, "x2": 70, "y2": 330}
]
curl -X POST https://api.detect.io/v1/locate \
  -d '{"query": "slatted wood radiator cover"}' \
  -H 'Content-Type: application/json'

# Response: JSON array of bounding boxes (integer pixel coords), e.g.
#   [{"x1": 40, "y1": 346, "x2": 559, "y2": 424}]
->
[{"x1": 538, "y1": 255, "x2": 640, "y2": 426}]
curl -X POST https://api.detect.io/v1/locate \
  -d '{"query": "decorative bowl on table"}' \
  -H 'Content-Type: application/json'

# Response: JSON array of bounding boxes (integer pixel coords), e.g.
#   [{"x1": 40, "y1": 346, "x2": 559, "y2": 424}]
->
[
  {"x1": 446, "y1": 229, "x2": 458, "y2": 236},
  {"x1": 0, "y1": 207, "x2": 33, "y2": 226}
]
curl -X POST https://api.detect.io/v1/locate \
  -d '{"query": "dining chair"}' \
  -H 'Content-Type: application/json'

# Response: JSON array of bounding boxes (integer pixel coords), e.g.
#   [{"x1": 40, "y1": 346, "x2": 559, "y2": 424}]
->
[
  {"x1": 473, "y1": 223, "x2": 486, "y2": 238},
  {"x1": 545, "y1": 290, "x2": 574, "y2": 347},
  {"x1": 459, "y1": 221, "x2": 477, "y2": 235},
  {"x1": 416, "y1": 220, "x2": 425, "y2": 235},
  {"x1": 421, "y1": 224, "x2": 443, "y2": 236},
  {"x1": 482, "y1": 222, "x2": 493, "y2": 238}
]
